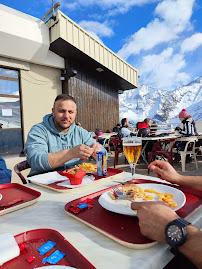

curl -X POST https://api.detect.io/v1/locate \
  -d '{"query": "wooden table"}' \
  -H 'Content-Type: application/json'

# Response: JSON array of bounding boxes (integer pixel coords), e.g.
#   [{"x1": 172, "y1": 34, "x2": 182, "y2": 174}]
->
[
  {"x1": 1, "y1": 172, "x2": 202, "y2": 269},
  {"x1": 98, "y1": 132, "x2": 118, "y2": 139}
]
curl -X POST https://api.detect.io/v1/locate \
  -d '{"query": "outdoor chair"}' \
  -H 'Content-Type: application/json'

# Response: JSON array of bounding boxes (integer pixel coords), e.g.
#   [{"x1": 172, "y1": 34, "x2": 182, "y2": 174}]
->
[
  {"x1": 148, "y1": 138, "x2": 176, "y2": 174},
  {"x1": 14, "y1": 160, "x2": 30, "y2": 184},
  {"x1": 173, "y1": 137, "x2": 198, "y2": 172},
  {"x1": 102, "y1": 137, "x2": 112, "y2": 153},
  {"x1": 110, "y1": 138, "x2": 124, "y2": 168}
]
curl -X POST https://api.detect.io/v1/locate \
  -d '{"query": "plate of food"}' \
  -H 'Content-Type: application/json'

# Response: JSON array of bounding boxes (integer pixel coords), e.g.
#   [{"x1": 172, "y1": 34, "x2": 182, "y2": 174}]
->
[{"x1": 98, "y1": 183, "x2": 186, "y2": 216}]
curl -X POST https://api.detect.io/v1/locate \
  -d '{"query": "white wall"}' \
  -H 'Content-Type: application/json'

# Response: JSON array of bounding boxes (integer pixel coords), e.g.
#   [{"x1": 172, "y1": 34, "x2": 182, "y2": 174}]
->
[
  {"x1": 20, "y1": 63, "x2": 62, "y2": 140},
  {"x1": 0, "y1": 4, "x2": 64, "y2": 69}
]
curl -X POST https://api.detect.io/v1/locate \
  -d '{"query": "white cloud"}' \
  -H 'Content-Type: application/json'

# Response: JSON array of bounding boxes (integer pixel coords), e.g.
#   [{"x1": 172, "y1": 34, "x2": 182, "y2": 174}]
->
[
  {"x1": 12, "y1": 91, "x2": 20, "y2": 96},
  {"x1": 181, "y1": 33, "x2": 202, "y2": 53},
  {"x1": 78, "y1": 20, "x2": 114, "y2": 39},
  {"x1": 58, "y1": 0, "x2": 79, "y2": 10},
  {"x1": 118, "y1": 0, "x2": 194, "y2": 60},
  {"x1": 155, "y1": 0, "x2": 194, "y2": 30},
  {"x1": 64, "y1": 0, "x2": 160, "y2": 10},
  {"x1": 139, "y1": 48, "x2": 190, "y2": 89},
  {"x1": 118, "y1": 18, "x2": 177, "y2": 59},
  {"x1": 64, "y1": 2, "x2": 78, "y2": 10}
]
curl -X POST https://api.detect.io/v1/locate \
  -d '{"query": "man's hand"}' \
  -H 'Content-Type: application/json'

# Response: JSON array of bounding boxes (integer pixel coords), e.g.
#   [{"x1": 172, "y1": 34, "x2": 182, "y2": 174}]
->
[
  {"x1": 68, "y1": 144, "x2": 94, "y2": 160},
  {"x1": 131, "y1": 201, "x2": 178, "y2": 243},
  {"x1": 175, "y1": 126, "x2": 182, "y2": 131},
  {"x1": 148, "y1": 160, "x2": 182, "y2": 184},
  {"x1": 90, "y1": 142, "x2": 102, "y2": 159}
]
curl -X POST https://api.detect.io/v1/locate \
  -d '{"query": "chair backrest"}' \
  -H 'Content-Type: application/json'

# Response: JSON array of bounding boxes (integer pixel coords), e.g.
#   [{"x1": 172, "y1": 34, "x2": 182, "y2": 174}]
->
[
  {"x1": 151, "y1": 138, "x2": 176, "y2": 152},
  {"x1": 14, "y1": 160, "x2": 30, "y2": 184},
  {"x1": 93, "y1": 136, "x2": 98, "y2": 142},
  {"x1": 175, "y1": 137, "x2": 197, "y2": 153},
  {"x1": 111, "y1": 138, "x2": 123, "y2": 152}
]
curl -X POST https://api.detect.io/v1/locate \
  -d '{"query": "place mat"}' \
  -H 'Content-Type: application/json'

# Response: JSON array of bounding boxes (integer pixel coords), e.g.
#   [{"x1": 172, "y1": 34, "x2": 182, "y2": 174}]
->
[
  {"x1": 1, "y1": 229, "x2": 95, "y2": 269},
  {"x1": 30, "y1": 168, "x2": 123, "y2": 192},
  {"x1": 0, "y1": 183, "x2": 41, "y2": 216},
  {"x1": 64, "y1": 179, "x2": 202, "y2": 249},
  {"x1": 28, "y1": 171, "x2": 67, "y2": 185}
]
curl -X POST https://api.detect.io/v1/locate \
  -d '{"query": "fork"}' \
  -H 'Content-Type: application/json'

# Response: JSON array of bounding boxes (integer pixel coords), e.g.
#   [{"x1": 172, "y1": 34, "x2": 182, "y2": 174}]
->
[{"x1": 112, "y1": 186, "x2": 130, "y2": 200}]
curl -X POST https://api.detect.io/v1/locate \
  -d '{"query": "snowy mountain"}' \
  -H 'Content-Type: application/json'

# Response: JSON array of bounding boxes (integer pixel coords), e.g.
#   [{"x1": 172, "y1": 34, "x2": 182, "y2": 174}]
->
[{"x1": 119, "y1": 76, "x2": 202, "y2": 124}]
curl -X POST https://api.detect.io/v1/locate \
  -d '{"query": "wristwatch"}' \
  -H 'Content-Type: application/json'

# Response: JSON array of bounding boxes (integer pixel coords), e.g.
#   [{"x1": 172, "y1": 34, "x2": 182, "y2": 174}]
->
[{"x1": 165, "y1": 218, "x2": 191, "y2": 250}]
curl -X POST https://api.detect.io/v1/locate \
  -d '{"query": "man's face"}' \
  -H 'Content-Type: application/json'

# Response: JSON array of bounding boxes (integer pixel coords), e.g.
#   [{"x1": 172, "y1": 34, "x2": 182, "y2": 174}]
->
[
  {"x1": 52, "y1": 99, "x2": 77, "y2": 133},
  {"x1": 125, "y1": 119, "x2": 129, "y2": 127},
  {"x1": 148, "y1": 120, "x2": 151, "y2": 127}
]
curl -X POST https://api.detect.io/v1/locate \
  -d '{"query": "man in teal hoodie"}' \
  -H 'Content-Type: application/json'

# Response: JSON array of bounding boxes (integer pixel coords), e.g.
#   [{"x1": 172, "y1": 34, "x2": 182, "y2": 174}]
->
[{"x1": 25, "y1": 94, "x2": 104, "y2": 176}]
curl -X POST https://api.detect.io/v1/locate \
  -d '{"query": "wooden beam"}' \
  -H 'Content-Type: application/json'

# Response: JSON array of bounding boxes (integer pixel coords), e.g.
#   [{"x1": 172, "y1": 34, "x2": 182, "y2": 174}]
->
[
  {"x1": 41, "y1": 2, "x2": 60, "y2": 21},
  {"x1": 0, "y1": 94, "x2": 19, "y2": 98},
  {"x1": 0, "y1": 76, "x2": 18, "y2": 82}
]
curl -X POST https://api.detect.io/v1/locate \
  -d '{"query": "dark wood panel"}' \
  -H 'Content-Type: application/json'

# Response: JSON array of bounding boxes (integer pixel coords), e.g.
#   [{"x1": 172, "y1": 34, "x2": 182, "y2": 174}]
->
[
  {"x1": 50, "y1": 38, "x2": 136, "y2": 91},
  {"x1": 63, "y1": 60, "x2": 119, "y2": 133}
]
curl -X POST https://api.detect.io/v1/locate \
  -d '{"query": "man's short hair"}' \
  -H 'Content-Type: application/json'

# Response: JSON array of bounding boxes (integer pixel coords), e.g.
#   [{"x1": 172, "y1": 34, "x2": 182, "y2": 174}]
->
[
  {"x1": 121, "y1": 118, "x2": 127, "y2": 126},
  {"x1": 54, "y1": 94, "x2": 76, "y2": 107}
]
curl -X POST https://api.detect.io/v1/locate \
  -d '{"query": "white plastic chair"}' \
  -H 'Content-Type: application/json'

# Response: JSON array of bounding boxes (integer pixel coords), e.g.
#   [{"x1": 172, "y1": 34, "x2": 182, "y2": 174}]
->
[
  {"x1": 173, "y1": 137, "x2": 198, "y2": 172},
  {"x1": 98, "y1": 133, "x2": 114, "y2": 154}
]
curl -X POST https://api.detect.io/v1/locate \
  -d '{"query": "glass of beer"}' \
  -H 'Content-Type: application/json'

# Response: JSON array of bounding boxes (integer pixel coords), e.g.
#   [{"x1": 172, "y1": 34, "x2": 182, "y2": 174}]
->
[{"x1": 122, "y1": 137, "x2": 142, "y2": 176}]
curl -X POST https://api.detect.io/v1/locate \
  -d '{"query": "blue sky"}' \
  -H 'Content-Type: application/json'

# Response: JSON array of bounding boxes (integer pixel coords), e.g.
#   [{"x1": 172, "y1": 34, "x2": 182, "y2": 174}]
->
[{"x1": 1, "y1": 0, "x2": 202, "y2": 91}]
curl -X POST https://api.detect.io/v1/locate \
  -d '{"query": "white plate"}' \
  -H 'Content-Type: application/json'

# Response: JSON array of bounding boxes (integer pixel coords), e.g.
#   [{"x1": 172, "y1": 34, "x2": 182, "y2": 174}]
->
[
  {"x1": 35, "y1": 265, "x2": 76, "y2": 269},
  {"x1": 0, "y1": 193, "x2": 2, "y2": 201},
  {"x1": 98, "y1": 183, "x2": 186, "y2": 216}
]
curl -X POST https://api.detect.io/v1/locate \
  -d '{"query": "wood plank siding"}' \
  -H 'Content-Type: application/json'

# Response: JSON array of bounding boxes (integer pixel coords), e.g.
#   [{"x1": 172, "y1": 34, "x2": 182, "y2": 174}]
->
[{"x1": 63, "y1": 60, "x2": 119, "y2": 132}]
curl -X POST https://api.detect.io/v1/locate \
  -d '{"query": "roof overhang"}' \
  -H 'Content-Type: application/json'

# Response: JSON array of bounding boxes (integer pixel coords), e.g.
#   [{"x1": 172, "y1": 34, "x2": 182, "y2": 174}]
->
[
  {"x1": 50, "y1": 37, "x2": 135, "y2": 90},
  {"x1": 47, "y1": 9, "x2": 138, "y2": 91}
]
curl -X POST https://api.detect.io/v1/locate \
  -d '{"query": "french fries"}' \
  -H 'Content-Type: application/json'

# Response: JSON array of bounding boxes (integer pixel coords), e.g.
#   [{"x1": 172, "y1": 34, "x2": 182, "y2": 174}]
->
[
  {"x1": 77, "y1": 162, "x2": 97, "y2": 172},
  {"x1": 109, "y1": 185, "x2": 178, "y2": 209}
]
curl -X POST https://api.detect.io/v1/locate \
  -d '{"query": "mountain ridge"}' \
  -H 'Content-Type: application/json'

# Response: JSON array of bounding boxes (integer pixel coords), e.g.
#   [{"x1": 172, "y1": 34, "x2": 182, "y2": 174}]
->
[{"x1": 119, "y1": 76, "x2": 202, "y2": 124}]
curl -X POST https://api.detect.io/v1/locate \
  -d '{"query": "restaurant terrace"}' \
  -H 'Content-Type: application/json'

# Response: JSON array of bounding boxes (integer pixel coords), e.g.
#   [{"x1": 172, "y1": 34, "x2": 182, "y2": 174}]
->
[{"x1": 0, "y1": 3, "x2": 202, "y2": 269}]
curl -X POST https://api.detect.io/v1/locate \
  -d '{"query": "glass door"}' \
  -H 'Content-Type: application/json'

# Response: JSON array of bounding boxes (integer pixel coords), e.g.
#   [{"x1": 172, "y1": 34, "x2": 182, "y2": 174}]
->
[{"x1": 0, "y1": 67, "x2": 23, "y2": 154}]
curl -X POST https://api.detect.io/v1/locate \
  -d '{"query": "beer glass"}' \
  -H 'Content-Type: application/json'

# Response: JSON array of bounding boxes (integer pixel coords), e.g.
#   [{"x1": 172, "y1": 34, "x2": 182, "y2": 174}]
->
[{"x1": 122, "y1": 137, "x2": 142, "y2": 176}]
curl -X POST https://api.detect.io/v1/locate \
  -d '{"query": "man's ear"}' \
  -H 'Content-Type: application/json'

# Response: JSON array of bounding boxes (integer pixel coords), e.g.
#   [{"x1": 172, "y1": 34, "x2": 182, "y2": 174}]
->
[{"x1": 52, "y1": 107, "x2": 54, "y2": 115}]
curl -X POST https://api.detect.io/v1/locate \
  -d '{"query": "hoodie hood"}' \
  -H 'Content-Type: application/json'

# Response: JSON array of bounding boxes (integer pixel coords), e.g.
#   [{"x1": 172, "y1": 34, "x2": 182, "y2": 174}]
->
[{"x1": 42, "y1": 114, "x2": 76, "y2": 136}]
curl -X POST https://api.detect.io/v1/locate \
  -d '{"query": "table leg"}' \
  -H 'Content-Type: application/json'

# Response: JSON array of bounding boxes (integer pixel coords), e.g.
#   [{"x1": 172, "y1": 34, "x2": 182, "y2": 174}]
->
[{"x1": 140, "y1": 141, "x2": 149, "y2": 165}]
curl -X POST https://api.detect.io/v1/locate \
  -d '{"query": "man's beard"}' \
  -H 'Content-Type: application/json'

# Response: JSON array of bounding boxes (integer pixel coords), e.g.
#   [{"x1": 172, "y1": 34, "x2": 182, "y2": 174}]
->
[{"x1": 54, "y1": 118, "x2": 72, "y2": 131}]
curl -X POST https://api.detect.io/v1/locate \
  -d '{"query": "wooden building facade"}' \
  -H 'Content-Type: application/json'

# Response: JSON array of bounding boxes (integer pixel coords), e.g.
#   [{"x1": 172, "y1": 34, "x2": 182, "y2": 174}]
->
[
  {"x1": 64, "y1": 61, "x2": 119, "y2": 132},
  {"x1": 47, "y1": 9, "x2": 138, "y2": 132}
]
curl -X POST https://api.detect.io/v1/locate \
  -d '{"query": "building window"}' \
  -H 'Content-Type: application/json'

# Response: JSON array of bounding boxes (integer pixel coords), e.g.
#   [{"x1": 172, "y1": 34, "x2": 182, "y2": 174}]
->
[{"x1": 0, "y1": 67, "x2": 21, "y2": 129}]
